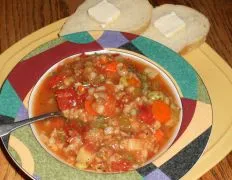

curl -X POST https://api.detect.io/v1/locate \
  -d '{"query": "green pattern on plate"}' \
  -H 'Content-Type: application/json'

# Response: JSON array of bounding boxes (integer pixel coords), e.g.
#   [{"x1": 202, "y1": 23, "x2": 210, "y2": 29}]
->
[
  {"x1": 63, "y1": 32, "x2": 95, "y2": 44},
  {"x1": 197, "y1": 76, "x2": 211, "y2": 104},
  {"x1": 0, "y1": 80, "x2": 21, "y2": 117},
  {"x1": 131, "y1": 36, "x2": 198, "y2": 100},
  {"x1": 22, "y1": 38, "x2": 66, "y2": 61},
  {"x1": 8, "y1": 146, "x2": 22, "y2": 165},
  {"x1": 10, "y1": 126, "x2": 141, "y2": 180}
]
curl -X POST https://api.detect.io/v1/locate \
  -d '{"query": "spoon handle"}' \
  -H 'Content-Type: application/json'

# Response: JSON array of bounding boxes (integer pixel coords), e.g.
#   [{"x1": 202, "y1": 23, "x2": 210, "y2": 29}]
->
[{"x1": 0, "y1": 112, "x2": 61, "y2": 137}]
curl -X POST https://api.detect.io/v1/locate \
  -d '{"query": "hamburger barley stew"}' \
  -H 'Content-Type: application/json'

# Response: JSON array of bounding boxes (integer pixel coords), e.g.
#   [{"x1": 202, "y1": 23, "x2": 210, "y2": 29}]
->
[{"x1": 32, "y1": 52, "x2": 181, "y2": 172}]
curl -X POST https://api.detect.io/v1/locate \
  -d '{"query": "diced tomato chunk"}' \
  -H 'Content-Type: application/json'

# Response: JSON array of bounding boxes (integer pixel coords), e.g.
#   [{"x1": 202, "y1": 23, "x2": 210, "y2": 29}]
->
[
  {"x1": 76, "y1": 93, "x2": 88, "y2": 106},
  {"x1": 84, "y1": 142, "x2": 98, "y2": 152},
  {"x1": 103, "y1": 95, "x2": 116, "y2": 117},
  {"x1": 55, "y1": 88, "x2": 78, "y2": 111},
  {"x1": 97, "y1": 57, "x2": 109, "y2": 65},
  {"x1": 80, "y1": 125, "x2": 90, "y2": 138},
  {"x1": 147, "y1": 151, "x2": 155, "y2": 160},
  {"x1": 64, "y1": 120, "x2": 78, "y2": 134},
  {"x1": 104, "y1": 83, "x2": 115, "y2": 94},
  {"x1": 55, "y1": 88, "x2": 87, "y2": 111},
  {"x1": 64, "y1": 120, "x2": 89, "y2": 139},
  {"x1": 67, "y1": 130, "x2": 79, "y2": 138},
  {"x1": 116, "y1": 100, "x2": 124, "y2": 110},
  {"x1": 137, "y1": 105, "x2": 155, "y2": 124},
  {"x1": 49, "y1": 74, "x2": 66, "y2": 88},
  {"x1": 111, "y1": 160, "x2": 132, "y2": 172}
]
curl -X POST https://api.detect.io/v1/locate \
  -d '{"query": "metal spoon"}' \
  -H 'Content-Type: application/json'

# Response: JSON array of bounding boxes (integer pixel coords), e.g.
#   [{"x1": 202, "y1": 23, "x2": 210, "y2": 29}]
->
[{"x1": 0, "y1": 112, "x2": 62, "y2": 137}]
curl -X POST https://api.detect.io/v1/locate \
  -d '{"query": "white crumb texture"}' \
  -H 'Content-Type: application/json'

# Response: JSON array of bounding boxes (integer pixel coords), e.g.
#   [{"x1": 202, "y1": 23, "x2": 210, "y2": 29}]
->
[
  {"x1": 143, "y1": 4, "x2": 210, "y2": 52},
  {"x1": 59, "y1": 0, "x2": 152, "y2": 35}
]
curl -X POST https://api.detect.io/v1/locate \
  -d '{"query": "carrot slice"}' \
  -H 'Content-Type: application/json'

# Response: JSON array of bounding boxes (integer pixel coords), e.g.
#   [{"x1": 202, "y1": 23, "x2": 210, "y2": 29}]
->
[
  {"x1": 127, "y1": 76, "x2": 141, "y2": 88},
  {"x1": 77, "y1": 85, "x2": 86, "y2": 94},
  {"x1": 105, "y1": 61, "x2": 118, "y2": 73},
  {"x1": 154, "y1": 129, "x2": 164, "y2": 143},
  {"x1": 85, "y1": 99, "x2": 97, "y2": 116},
  {"x1": 152, "y1": 100, "x2": 171, "y2": 123}
]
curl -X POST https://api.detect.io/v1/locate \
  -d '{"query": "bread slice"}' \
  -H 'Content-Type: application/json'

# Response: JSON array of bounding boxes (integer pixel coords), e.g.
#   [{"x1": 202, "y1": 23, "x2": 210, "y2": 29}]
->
[
  {"x1": 59, "y1": 0, "x2": 153, "y2": 36},
  {"x1": 142, "y1": 4, "x2": 210, "y2": 54}
]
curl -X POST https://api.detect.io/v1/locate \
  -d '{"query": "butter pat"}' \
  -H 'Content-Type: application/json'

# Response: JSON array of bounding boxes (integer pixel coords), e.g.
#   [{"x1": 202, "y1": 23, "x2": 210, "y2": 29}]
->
[
  {"x1": 154, "y1": 12, "x2": 186, "y2": 38},
  {"x1": 88, "y1": 0, "x2": 120, "y2": 26}
]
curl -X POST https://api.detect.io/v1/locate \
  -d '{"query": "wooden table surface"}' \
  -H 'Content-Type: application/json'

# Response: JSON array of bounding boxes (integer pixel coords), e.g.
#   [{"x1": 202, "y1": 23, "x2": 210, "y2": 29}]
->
[{"x1": 0, "y1": 0, "x2": 231, "y2": 179}]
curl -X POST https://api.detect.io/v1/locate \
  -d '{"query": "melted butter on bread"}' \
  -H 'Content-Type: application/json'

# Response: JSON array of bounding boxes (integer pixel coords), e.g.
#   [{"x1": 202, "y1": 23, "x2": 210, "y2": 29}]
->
[
  {"x1": 88, "y1": 0, "x2": 120, "y2": 27},
  {"x1": 154, "y1": 12, "x2": 186, "y2": 38}
]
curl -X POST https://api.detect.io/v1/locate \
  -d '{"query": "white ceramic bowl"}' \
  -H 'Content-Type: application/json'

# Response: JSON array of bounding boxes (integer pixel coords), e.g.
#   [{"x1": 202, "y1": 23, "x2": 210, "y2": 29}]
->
[{"x1": 29, "y1": 49, "x2": 183, "y2": 172}]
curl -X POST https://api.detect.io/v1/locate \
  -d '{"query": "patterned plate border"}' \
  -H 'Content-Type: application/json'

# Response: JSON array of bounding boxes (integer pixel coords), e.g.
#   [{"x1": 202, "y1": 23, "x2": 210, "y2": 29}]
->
[{"x1": 0, "y1": 31, "x2": 212, "y2": 180}]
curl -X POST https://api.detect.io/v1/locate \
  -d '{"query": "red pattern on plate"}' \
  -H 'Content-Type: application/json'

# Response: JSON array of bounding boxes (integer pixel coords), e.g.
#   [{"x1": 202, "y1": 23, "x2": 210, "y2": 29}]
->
[
  {"x1": 8, "y1": 41, "x2": 103, "y2": 100},
  {"x1": 121, "y1": 32, "x2": 139, "y2": 41},
  {"x1": 174, "y1": 98, "x2": 197, "y2": 141}
]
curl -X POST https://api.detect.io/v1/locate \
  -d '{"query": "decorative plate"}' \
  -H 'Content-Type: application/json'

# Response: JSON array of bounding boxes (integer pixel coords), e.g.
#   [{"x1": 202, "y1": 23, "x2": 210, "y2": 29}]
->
[{"x1": 0, "y1": 30, "x2": 212, "y2": 180}]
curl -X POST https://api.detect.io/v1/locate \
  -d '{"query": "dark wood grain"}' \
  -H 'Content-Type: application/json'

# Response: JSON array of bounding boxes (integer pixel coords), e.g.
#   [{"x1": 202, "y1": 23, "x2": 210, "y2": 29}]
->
[{"x1": 0, "y1": 0, "x2": 232, "y2": 180}]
